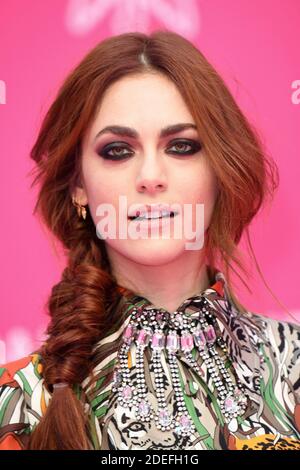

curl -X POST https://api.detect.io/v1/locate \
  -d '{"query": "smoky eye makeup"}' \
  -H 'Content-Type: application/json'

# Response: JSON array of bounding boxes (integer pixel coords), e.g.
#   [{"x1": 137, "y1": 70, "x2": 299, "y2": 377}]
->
[
  {"x1": 95, "y1": 141, "x2": 134, "y2": 161},
  {"x1": 95, "y1": 138, "x2": 203, "y2": 161}
]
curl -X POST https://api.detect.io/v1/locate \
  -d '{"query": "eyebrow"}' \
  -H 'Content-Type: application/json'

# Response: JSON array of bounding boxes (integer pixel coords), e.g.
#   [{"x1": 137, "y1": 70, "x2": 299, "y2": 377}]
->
[{"x1": 94, "y1": 123, "x2": 198, "y2": 142}]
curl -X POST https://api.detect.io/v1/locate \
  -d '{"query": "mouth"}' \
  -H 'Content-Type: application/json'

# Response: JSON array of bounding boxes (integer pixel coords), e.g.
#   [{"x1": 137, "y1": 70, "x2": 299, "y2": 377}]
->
[{"x1": 128, "y1": 211, "x2": 177, "y2": 221}]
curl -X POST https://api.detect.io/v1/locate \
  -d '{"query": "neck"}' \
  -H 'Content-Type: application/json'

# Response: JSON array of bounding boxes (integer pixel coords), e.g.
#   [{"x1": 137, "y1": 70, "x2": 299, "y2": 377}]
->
[{"x1": 107, "y1": 247, "x2": 211, "y2": 314}]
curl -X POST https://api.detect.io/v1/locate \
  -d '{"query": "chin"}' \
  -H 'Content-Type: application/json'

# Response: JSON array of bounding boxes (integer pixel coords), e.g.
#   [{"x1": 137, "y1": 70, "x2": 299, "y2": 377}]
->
[{"x1": 110, "y1": 239, "x2": 186, "y2": 265}]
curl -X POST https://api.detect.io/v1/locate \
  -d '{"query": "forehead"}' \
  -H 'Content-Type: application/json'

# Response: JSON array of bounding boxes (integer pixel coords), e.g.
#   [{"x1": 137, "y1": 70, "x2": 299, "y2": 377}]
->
[{"x1": 88, "y1": 73, "x2": 195, "y2": 139}]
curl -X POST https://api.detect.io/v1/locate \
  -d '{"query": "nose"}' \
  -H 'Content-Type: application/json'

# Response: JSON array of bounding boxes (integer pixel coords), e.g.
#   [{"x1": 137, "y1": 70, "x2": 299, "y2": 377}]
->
[
  {"x1": 137, "y1": 178, "x2": 167, "y2": 194},
  {"x1": 136, "y1": 158, "x2": 168, "y2": 194}
]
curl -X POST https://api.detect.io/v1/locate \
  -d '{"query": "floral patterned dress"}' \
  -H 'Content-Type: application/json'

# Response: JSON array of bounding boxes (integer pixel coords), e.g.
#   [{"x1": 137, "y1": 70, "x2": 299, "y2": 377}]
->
[{"x1": 0, "y1": 270, "x2": 300, "y2": 450}]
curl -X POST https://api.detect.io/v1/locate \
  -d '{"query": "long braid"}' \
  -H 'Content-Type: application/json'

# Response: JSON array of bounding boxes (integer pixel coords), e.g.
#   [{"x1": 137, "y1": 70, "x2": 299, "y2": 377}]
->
[{"x1": 28, "y1": 220, "x2": 122, "y2": 449}]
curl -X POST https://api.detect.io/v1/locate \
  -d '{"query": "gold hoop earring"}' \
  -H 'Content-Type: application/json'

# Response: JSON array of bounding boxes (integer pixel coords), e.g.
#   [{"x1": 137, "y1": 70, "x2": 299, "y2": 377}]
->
[{"x1": 72, "y1": 196, "x2": 87, "y2": 220}]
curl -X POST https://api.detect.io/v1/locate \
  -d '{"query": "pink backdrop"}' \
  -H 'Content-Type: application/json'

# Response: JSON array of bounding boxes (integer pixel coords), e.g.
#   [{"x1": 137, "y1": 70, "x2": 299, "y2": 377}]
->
[{"x1": 1, "y1": 0, "x2": 299, "y2": 363}]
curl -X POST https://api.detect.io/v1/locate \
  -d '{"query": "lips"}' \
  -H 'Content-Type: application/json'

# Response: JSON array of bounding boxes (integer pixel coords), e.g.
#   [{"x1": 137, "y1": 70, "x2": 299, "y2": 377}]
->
[{"x1": 128, "y1": 204, "x2": 178, "y2": 221}]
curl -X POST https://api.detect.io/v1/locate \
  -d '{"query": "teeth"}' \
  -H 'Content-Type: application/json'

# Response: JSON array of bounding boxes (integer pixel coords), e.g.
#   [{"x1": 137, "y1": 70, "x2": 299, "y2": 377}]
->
[
  {"x1": 161, "y1": 210, "x2": 170, "y2": 217},
  {"x1": 129, "y1": 208, "x2": 176, "y2": 220},
  {"x1": 138, "y1": 210, "x2": 170, "y2": 219},
  {"x1": 148, "y1": 210, "x2": 163, "y2": 219}
]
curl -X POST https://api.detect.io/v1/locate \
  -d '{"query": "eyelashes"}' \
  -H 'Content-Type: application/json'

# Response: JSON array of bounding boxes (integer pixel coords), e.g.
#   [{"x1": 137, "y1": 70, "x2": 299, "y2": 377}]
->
[{"x1": 96, "y1": 139, "x2": 202, "y2": 161}]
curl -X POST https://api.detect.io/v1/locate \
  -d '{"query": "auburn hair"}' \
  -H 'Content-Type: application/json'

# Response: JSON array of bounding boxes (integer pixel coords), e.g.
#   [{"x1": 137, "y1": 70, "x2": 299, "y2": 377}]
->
[{"x1": 27, "y1": 30, "x2": 280, "y2": 449}]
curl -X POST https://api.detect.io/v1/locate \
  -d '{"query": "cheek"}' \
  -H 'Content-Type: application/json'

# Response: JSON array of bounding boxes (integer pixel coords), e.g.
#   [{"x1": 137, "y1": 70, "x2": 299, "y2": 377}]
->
[
  {"x1": 82, "y1": 169, "x2": 126, "y2": 220},
  {"x1": 184, "y1": 165, "x2": 218, "y2": 204},
  {"x1": 185, "y1": 169, "x2": 218, "y2": 230}
]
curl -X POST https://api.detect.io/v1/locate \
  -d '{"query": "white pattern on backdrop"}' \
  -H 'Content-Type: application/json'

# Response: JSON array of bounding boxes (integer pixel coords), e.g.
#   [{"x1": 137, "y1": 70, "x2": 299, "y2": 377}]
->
[
  {"x1": 0, "y1": 326, "x2": 47, "y2": 364},
  {"x1": 0, "y1": 80, "x2": 6, "y2": 105},
  {"x1": 65, "y1": 0, "x2": 201, "y2": 38}
]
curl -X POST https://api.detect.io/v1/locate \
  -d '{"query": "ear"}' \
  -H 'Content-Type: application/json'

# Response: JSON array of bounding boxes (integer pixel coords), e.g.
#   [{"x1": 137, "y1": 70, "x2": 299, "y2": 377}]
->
[{"x1": 72, "y1": 185, "x2": 88, "y2": 206}]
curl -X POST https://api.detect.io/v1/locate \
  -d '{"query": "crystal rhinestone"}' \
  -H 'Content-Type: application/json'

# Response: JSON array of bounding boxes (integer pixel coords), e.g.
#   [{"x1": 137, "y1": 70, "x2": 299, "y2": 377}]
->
[
  {"x1": 175, "y1": 313, "x2": 184, "y2": 325},
  {"x1": 180, "y1": 331, "x2": 194, "y2": 352},
  {"x1": 224, "y1": 395, "x2": 239, "y2": 413},
  {"x1": 175, "y1": 414, "x2": 193, "y2": 434},
  {"x1": 193, "y1": 327, "x2": 207, "y2": 350},
  {"x1": 121, "y1": 385, "x2": 133, "y2": 401},
  {"x1": 152, "y1": 332, "x2": 165, "y2": 350},
  {"x1": 166, "y1": 331, "x2": 179, "y2": 352},
  {"x1": 204, "y1": 325, "x2": 217, "y2": 344},
  {"x1": 158, "y1": 409, "x2": 172, "y2": 427},
  {"x1": 138, "y1": 400, "x2": 151, "y2": 417},
  {"x1": 137, "y1": 329, "x2": 151, "y2": 346},
  {"x1": 123, "y1": 324, "x2": 135, "y2": 342}
]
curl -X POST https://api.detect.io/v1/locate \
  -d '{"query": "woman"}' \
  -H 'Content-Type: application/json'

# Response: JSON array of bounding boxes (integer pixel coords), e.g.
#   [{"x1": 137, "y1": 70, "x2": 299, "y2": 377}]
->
[{"x1": 0, "y1": 30, "x2": 299, "y2": 451}]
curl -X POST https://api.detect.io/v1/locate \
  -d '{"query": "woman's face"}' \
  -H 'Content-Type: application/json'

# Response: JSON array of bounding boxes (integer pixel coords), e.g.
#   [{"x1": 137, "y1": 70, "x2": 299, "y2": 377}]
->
[{"x1": 76, "y1": 72, "x2": 219, "y2": 266}]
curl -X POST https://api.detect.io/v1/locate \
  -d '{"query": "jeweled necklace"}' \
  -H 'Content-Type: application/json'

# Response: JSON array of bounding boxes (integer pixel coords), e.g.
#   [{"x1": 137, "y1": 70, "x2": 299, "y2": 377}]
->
[{"x1": 112, "y1": 294, "x2": 248, "y2": 436}]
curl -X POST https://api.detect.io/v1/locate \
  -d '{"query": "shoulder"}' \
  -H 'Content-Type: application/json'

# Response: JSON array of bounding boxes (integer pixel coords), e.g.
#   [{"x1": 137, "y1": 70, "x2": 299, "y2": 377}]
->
[
  {"x1": 243, "y1": 309, "x2": 300, "y2": 348},
  {"x1": 0, "y1": 353, "x2": 43, "y2": 384},
  {"x1": 0, "y1": 353, "x2": 44, "y2": 450},
  {"x1": 241, "y1": 310, "x2": 300, "y2": 389},
  {"x1": 0, "y1": 353, "x2": 43, "y2": 395}
]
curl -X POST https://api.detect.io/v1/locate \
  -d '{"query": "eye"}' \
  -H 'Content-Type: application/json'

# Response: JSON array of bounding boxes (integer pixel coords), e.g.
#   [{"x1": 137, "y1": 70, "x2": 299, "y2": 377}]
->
[
  {"x1": 97, "y1": 142, "x2": 133, "y2": 161},
  {"x1": 168, "y1": 139, "x2": 202, "y2": 155},
  {"x1": 96, "y1": 139, "x2": 202, "y2": 161}
]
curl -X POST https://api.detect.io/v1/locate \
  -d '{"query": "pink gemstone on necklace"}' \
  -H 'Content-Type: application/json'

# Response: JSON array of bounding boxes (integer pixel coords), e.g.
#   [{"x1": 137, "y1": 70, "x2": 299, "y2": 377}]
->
[
  {"x1": 122, "y1": 385, "x2": 133, "y2": 401},
  {"x1": 152, "y1": 332, "x2": 165, "y2": 349},
  {"x1": 204, "y1": 325, "x2": 216, "y2": 344},
  {"x1": 178, "y1": 414, "x2": 192, "y2": 433},
  {"x1": 166, "y1": 332, "x2": 179, "y2": 352},
  {"x1": 124, "y1": 324, "x2": 134, "y2": 339},
  {"x1": 181, "y1": 332, "x2": 194, "y2": 352},
  {"x1": 224, "y1": 396, "x2": 239, "y2": 413},
  {"x1": 137, "y1": 329, "x2": 151, "y2": 346}
]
